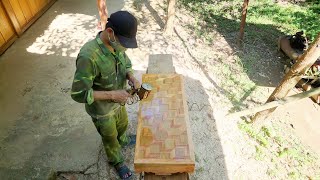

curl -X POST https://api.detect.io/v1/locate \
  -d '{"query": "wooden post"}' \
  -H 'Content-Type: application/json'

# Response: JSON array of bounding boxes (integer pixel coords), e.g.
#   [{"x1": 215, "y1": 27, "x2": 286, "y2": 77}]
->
[
  {"x1": 227, "y1": 87, "x2": 320, "y2": 118},
  {"x1": 238, "y1": 0, "x2": 249, "y2": 45},
  {"x1": 252, "y1": 33, "x2": 320, "y2": 123},
  {"x1": 164, "y1": 0, "x2": 176, "y2": 35}
]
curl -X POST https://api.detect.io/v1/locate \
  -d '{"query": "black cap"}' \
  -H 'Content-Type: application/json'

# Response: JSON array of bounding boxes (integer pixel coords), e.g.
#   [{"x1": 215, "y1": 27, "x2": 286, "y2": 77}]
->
[{"x1": 107, "y1": 11, "x2": 138, "y2": 48}]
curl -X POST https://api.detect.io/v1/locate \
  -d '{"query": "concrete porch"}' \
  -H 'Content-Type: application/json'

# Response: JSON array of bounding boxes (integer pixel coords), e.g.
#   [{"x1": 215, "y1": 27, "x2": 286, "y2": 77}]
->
[{"x1": 0, "y1": 0, "x2": 129, "y2": 179}]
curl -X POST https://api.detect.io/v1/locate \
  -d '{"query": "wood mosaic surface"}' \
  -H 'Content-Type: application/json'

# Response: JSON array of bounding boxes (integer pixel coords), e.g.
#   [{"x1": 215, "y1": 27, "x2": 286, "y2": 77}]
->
[{"x1": 134, "y1": 74, "x2": 195, "y2": 175}]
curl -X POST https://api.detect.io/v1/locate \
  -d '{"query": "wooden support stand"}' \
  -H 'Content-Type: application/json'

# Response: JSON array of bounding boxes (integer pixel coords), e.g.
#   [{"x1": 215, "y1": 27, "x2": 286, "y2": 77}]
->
[
  {"x1": 296, "y1": 79, "x2": 320, "y2": 104},
  {"x1": 144, "y1": 172, "x2": 190, "y2": 180},
  {"x1": 136, "y1": 54, "x2": 192, "y2": 179},
  {"x1": 227, "y1": 87, "x2": 320, "y2": 118},
  {"x1": 253, "y1": 33, "x2": 320, "y2": 123}
]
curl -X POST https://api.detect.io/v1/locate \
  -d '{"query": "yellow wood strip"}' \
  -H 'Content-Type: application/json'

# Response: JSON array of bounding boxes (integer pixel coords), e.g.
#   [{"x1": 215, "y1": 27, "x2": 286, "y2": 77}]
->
[
  {"x1": 8, "y1": 0, "x2": 27, "y2": 27},
  {"x1": 26, "y1": 0, "x2": 38, "y2": 16},
  {"x1": 0, "y1": 2, "x2": 15, "y2": 41},
  {"x1": 0, "y1": 31, "x2": 6, "y2": 46},
  {"x1": 18, "y1": 0, "x2": 33, "y2": 22}
]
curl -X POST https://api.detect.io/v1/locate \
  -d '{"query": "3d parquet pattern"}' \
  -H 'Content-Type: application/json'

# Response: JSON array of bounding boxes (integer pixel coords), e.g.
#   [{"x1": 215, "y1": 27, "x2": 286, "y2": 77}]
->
[{"x1": 134, "y1": 74, "x2": 195, "y2": 174}]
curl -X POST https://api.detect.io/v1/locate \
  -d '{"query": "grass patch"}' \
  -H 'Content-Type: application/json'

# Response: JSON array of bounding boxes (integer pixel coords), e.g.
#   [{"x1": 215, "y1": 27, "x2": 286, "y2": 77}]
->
[
  {"x1": 249, "y1": 0, "x2": 320, "y2": 41},
  {"x1": 197, "y1": 167, "x2": 205, "y2": 173},
  {"x1": 210, "y1": 54, "x2": 258, "y2": 111},
  {"x1": 180, "y1": 0, "x2": 320, "y2": 41},
  {"x1": 238, "y1": 121, "x2": 269, "y2": 147},
  {"x1": 178, "y1": 0, "x2": 320, "y2": 178},
  {"x1": 238, "y1": 121, "x2": 319, "y2": 179}
]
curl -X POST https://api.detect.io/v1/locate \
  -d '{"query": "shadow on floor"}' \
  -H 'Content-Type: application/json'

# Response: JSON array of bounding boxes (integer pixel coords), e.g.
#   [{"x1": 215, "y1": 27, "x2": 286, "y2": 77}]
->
[
  {"x1": 0, "y1": 0, "x2": 125, "y2": 179},
  {"x1": 205, "y1": 14, "x2": 286, "y2": 87},
  {"x1": 183, "y1": 76, "x2": 228, "y2": 179}
]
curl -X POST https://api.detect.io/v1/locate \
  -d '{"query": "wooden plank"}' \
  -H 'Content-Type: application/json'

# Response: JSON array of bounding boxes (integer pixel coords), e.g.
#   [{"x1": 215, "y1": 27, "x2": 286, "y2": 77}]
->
[
  {"x1": 0, "y1": 0, "x2": 17, "y2": 55},
  {"x1": 19, "y1": 0, "x2": 56, "y2": 34},
  {"x1": 0, "y1": 34, "x2": 17, "y2": 55},
  {"x1": 18, "y1": 0, "x2": 33, "y2": 22},
  {"x1": 0, "y1": 1, "x2": 16, "y2": 41},
  {"x1": 134, "y1": 74, "x2": 195, "y2": 175},
  {"x1": 0, "y1": 0, "x2": 55, "y2": 54},
  {"x1": 145, "y1": 172, "x2": 189, "y2": 180},
  {"x1": 26, "y1": 0, "x2": 39, "y2": 16},
  {"x1": 147, "y1": 54, "x2": 176, "y2": 74},
  {"x1": 227, "y1": 87, "x2": 320, "y2": 118},
  {"x1": 36, "y1": 0, "x2": 47, "y2": 12},
  {"x1": 1, "y1": 0, "x2": 22, "y2": 34},
  {"x1": 0, "y1": 31, "x2": 7, "y2": 47},
  {"x1": 143, "y1": 55, "x2": 189, "y2": 179},
  {"x1": 297, "y1": 80, "x2": 320, "y2": 104},
  {"x1": 8, "y1": 0, "x2": 27, "y2": 27}
]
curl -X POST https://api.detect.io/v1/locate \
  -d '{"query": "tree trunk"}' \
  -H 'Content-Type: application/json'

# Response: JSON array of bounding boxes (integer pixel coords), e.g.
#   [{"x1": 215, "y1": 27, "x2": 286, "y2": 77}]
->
[
  {"x1": 238, "y1": 0, "x2": 249, "y2": 46},
  {"x1": 164, "y1": 0, "x2": 176, "y2": 35},
  {"x1": 252, "y1": 33, "x2": 320, "y2": 124}
]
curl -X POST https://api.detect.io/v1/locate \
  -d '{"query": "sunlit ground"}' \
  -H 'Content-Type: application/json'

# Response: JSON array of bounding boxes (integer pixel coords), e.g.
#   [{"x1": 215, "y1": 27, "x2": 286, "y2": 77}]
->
[{"x1": 26, "y1": 13, "x2": 98, "y2": 57}]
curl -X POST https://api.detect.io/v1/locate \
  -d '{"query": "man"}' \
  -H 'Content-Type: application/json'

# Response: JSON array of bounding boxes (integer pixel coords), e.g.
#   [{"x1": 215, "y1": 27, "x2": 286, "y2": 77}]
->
[
  {"x1": 97, "y1": 0, "x2": 108, "y2": 30},
  {"x1": 71, "y1": 11, "x2": 140, "y2": 179}
]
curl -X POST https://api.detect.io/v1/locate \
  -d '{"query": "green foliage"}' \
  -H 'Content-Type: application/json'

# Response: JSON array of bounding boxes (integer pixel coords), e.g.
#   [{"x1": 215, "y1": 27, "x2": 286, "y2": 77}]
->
[
  {"x1": 180, "y1": 1, "x2": 320, "y2": 178},
  {"x1": 197, "y1": 166, "x2": 205, "y2": 173},
  {"x1": 255, "y1": 145, "x2": 266, "y2": 160},
  {"x1": 288, "y1": 171, "x2": 300, "y2": 180},
  {"x1": 248, "y1": 1, "x2": 320, "y2": 41},
  {"x1": 238, "y1": 121, "x2": 319, "y2": 179},
  {"x1": 180, "y1": 0, "x2": 320, "y2": 41},
  {"x1": 238, "y1": 122, "x2": 269, "y2": 147}
]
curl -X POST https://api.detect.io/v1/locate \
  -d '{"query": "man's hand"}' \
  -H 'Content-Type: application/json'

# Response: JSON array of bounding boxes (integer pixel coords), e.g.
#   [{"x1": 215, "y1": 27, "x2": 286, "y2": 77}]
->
[
  {"x1": 128, "y1": 78, "x2": 141, "y2": 90},
  {"x1": 111, "y1": 90, "x2": 132, "y2": 103},
  {"x1": 127, "y1": 72, "x2": 141, "y2": 90}
]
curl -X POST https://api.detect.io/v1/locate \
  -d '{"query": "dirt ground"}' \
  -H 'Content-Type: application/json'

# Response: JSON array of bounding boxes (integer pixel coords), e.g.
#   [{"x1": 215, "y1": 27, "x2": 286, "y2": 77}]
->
[
  {"x1": 0, "y1": 0, "x2": 319, "y2": 179},
  {"x1": 123, "y1": 0, "x2": 320, "y2": 179}
]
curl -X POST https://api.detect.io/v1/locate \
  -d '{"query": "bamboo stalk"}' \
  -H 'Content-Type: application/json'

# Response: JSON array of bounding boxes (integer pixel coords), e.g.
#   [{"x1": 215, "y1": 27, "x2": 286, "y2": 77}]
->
[
  {"x1": 227, "y1": 87, "x2": 320, "y2": 118},
  {"x1": 252, "y1": 33, "x2": 320, "y2": 123}
]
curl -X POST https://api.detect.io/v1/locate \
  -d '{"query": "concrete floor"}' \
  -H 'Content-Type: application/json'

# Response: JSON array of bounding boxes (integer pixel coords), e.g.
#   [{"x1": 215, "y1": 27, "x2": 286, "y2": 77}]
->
[
  {"x1": 0, "y1": 0, "x2": 125, "y2": 179},
  {"x1": 1, "y1": 0, "x2": 320, "y2": 179},
  {"x1": 274, "y1": 89, "x2": 320, "y2": 155}
]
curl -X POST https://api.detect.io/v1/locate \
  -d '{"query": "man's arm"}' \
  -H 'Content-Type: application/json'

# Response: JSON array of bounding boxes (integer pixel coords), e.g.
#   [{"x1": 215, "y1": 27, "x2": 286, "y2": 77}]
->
[
  {"x1": 71, "y1": 55, "x2": 97, "y2": 104},
  {"x1": 97, "y1": 0, "x2": 108, "y2": 30},
  {"x1": 124, "y1": 53, "x2": 141, "y2": 89},
  {"x1": 71, "y1": 55, "x2": 131, "y2": 104},
  {"x1": 93, "y1": 90, "x2": 130, "y2": 103}
]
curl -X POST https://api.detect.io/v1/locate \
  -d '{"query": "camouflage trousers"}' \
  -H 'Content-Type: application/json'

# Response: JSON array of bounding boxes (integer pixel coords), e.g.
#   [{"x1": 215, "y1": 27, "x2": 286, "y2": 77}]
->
[{"x1": 92, "y1": 106, "x2": 129, "y2": 166}]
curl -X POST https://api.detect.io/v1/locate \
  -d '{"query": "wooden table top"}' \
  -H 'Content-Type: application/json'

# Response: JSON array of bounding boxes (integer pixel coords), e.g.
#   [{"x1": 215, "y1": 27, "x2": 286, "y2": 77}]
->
[{"x1": 134, "y1": 74, "x2": 195, "y2": 175}]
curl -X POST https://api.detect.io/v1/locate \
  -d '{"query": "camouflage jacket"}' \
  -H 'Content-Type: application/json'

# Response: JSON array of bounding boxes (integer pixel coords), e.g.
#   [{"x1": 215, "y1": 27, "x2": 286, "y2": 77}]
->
[{"x1": 71, "y1": 32, "x2": 132, "y2": 119}]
